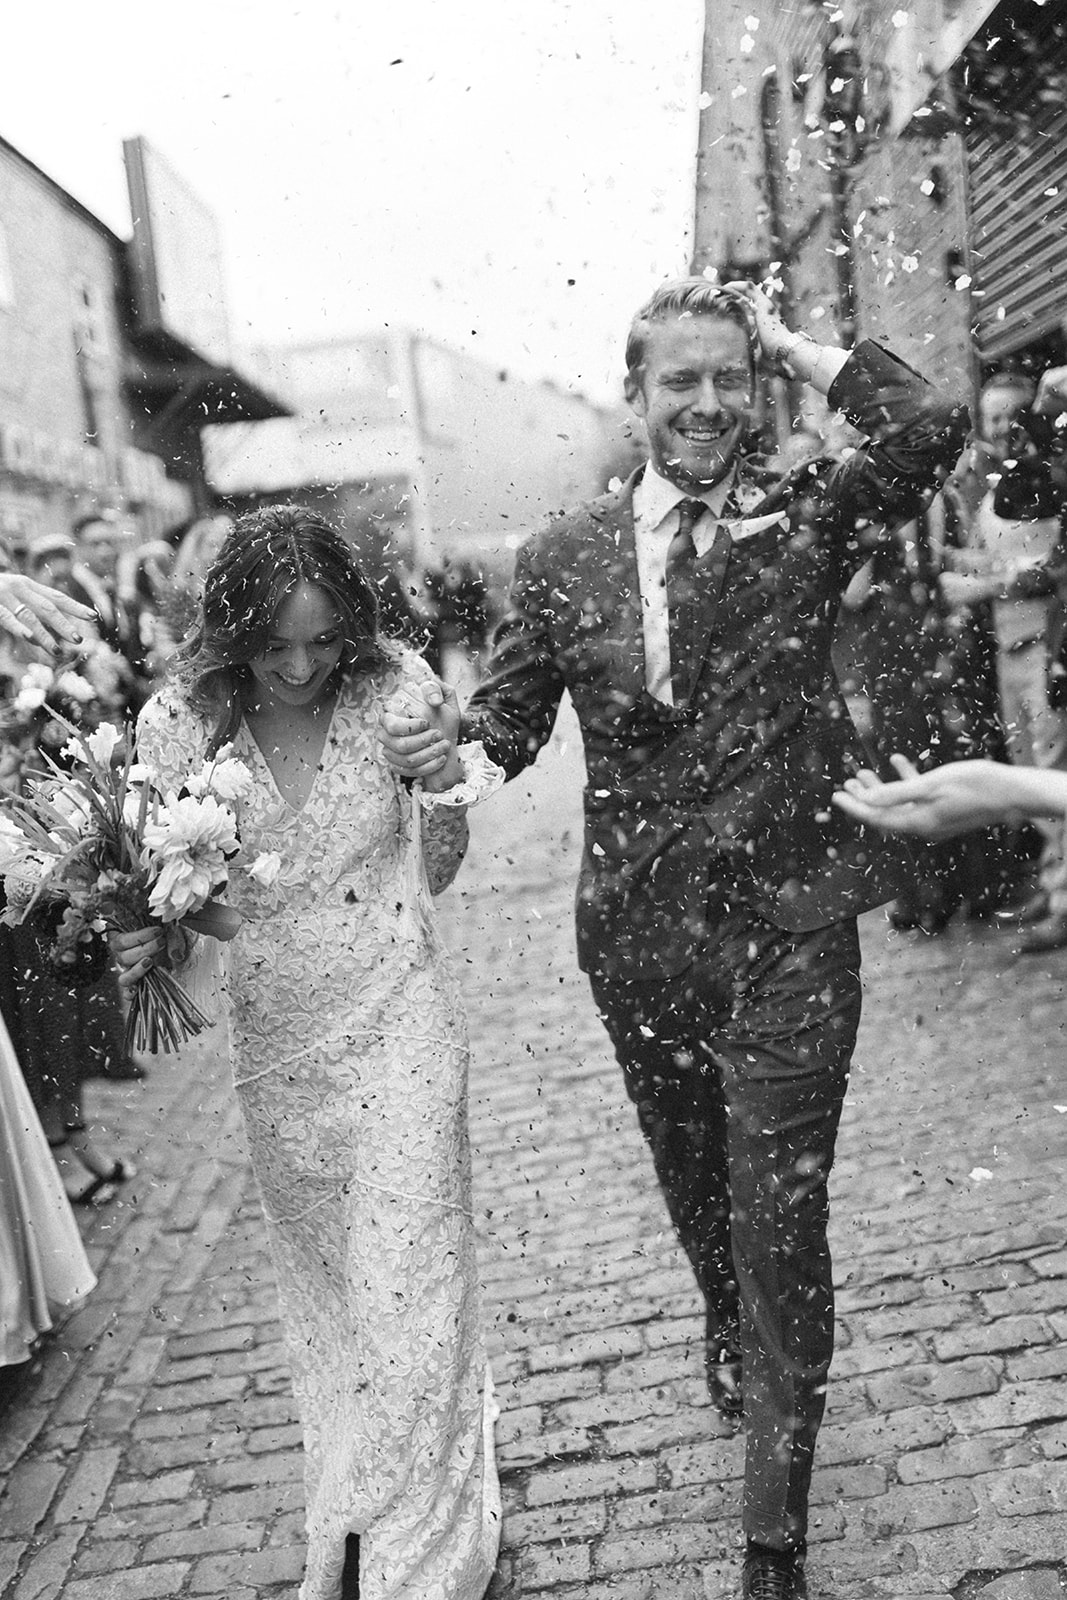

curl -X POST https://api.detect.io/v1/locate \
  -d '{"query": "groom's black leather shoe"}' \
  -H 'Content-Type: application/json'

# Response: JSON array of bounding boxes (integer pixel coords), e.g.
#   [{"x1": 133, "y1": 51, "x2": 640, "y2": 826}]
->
[{"x1": 741, "y1": 1542, "x2": 808, "y2": 1599}]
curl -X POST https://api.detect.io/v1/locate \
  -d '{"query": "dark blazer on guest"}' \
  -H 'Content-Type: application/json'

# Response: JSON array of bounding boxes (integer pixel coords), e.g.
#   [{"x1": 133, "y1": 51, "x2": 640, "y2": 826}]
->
[{"x1": 464, "y1": 341, "x2": 971, "y2": 981}]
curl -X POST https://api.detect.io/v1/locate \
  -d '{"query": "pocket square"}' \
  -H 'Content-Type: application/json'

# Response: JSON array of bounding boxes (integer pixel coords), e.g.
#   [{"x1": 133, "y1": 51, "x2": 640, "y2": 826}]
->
[{"x1": 729, "y1": 512, "x2": 789, "y2": 542}]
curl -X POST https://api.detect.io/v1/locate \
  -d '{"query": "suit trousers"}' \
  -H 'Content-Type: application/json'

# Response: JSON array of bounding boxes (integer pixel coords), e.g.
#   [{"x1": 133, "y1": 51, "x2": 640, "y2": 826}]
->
[{"x1": 589, "y1": 893, "x2": 862, "y2": 1549}]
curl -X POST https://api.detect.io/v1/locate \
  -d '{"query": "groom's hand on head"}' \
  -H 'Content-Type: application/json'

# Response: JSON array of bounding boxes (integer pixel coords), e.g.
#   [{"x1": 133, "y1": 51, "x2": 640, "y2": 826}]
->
[{"x1": 380, "y1": 678, "x2": 460, "y2": 779}]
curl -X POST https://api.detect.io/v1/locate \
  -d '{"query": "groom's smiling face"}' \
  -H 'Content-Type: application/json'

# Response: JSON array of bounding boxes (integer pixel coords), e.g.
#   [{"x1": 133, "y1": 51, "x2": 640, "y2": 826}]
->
[{"x1": 628, "y1": 315, "x2": 754, "y2": 491}]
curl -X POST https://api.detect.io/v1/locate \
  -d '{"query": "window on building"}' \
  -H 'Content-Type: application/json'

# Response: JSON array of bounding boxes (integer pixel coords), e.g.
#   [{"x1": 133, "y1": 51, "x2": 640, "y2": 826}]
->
[{"x1": 71, "y1": 276, "x2": 106, "y2": 359}]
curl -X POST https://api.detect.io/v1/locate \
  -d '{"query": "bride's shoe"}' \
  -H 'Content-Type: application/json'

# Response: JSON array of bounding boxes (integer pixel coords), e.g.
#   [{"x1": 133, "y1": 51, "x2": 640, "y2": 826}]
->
[
  {"x1": 51, "y1": 1122, "x2": 136, "y2": 1205},
  {"x1": 47, "y1": 1136, "x2": 120, "y2": 1206},
  {"x1": 65, "y1": 1121, "x2": 136, "y2": 1182}
]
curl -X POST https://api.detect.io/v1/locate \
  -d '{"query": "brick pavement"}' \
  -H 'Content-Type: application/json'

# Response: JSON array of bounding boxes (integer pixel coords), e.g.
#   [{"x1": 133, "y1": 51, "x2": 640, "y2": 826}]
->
[{"x1": 1, "y1": 699, "x2": 1065, "y2": 1599}]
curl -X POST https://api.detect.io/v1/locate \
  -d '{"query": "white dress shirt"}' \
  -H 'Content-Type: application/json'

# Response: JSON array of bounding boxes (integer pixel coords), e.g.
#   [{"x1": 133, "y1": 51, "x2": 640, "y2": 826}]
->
[
  {"x1": 632, "y1": 461, "x2": 792, "y2": 704},
  {"x1": 632, "y1": 463, "x2": 738, "y2": 705}
]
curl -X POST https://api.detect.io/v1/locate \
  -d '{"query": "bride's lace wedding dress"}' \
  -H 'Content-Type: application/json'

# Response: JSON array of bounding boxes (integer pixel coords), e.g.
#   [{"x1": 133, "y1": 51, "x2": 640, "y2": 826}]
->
[{"x1": 138, "y1": 652, "x2": 502, "y2": 1600}]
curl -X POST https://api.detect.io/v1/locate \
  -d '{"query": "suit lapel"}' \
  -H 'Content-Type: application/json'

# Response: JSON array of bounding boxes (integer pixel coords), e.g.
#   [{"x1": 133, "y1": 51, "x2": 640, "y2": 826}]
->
[{"x1": 586, "y1": 475, "x2": 648, "y2": 699}]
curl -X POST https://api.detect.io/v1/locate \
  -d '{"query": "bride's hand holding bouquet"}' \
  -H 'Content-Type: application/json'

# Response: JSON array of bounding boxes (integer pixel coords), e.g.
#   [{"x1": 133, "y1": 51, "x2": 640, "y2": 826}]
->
[{"x1": 0, "y1": 714, "x2": 253, "y2": 1053}]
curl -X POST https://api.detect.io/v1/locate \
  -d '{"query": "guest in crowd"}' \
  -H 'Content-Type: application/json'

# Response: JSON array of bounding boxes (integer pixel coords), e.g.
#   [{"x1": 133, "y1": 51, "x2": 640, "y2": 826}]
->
[
  {"x1": 941, "y1": 369, "x2": 1067, "y2": 951},
  {"x1": 0, "y1": 567, "x2": 97, "y2": 1367},
  {"x1": 835, "y1": 492, "x2": 1029, "y2": 933},
  {"x1": 1, "y1": 535, "x2": 140, "y2": 1205},
  {"x1": 116, "y1": 538, "x2": 178, "y2": 685},
  {"x1": 69, "y1": 512, "x2": 128, "y2": 653},
  {"x1": 25, "y1": 534, "x2": 76, "y2": 596}
]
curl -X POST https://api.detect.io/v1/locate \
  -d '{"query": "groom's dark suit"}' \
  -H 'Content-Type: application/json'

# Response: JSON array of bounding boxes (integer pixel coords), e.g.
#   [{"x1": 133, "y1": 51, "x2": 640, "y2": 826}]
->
[{"x1": 464, "y1": 341, "x2": 968, "y2": 1549}]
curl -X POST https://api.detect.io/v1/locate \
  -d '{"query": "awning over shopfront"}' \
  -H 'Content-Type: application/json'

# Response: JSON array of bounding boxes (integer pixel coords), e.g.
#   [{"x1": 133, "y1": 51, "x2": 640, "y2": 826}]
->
[
  {"x1": 125, "y1": 352, "x2": 290, "y2": 437},
  {"x1": 121, "y1": 135, "x2": 291, "y2": 502},
  {"x1": 124, "y1": 343, "x2": 291, "y2": 507}
]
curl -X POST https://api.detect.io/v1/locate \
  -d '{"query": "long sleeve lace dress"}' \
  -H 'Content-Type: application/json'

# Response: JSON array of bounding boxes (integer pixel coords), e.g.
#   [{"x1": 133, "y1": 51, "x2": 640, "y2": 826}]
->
[{"x1": 137, "y1": 651, "x2": 502, "y2": 1600}]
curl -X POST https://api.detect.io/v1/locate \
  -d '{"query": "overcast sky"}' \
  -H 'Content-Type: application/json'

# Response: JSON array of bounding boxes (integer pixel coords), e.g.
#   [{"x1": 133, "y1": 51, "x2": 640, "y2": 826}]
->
[{"x1": 6, "y1": 0, "x2": 704, "y2": 402}]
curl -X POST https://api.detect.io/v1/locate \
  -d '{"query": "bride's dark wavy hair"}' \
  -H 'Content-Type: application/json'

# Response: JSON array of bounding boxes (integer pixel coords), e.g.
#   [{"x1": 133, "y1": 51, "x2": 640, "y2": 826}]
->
[{"x1": 174, "y1": 503, "x2": 398, "y2": 753}]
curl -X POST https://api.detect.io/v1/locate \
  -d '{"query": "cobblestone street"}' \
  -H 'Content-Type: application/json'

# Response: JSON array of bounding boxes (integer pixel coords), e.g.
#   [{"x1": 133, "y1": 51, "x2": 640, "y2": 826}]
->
[{"x1": 2, "y1": 701, "x2": 1066, "y2": 1600}]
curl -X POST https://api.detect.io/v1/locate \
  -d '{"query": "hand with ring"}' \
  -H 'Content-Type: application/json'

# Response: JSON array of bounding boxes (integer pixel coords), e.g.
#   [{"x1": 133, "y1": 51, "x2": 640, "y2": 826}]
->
[
  {"x1": 0, "y1": 573, "x2": 94, "y2": 654},
  {"x1": 109, "y1": 925, "x2": 166, "y2": 992}
]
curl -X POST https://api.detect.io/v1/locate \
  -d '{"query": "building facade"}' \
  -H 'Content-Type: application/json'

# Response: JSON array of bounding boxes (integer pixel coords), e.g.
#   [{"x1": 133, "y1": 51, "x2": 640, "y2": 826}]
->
[
  {"x1": 0, "y1": 133, "x2": 285, "y2": 554},
  {"x1": 694, "y1": 0, "x2": 1067, "y2": 436},
  {"x1": 201, "y1": 332, "x2": 616, "y2": 582}
]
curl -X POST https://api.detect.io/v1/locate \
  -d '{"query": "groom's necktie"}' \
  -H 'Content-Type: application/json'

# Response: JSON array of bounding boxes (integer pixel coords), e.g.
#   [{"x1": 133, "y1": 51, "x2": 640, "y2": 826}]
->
[{"x1": 666, "y1": 497, "x2": 707, "y2": 704}]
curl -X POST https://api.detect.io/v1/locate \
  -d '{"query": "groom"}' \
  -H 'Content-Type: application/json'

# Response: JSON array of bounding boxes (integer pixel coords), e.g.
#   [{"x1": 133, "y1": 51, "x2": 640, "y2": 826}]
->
[{"x1": 381, "y1": 279, "x2": 968, "y2": 1598}]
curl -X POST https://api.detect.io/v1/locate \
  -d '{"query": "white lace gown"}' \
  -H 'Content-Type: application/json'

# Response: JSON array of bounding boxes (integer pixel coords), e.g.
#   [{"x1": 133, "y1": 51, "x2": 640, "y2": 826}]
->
[{"x1": 137, "y1": 653, "x2": 502, "y2": 1600}]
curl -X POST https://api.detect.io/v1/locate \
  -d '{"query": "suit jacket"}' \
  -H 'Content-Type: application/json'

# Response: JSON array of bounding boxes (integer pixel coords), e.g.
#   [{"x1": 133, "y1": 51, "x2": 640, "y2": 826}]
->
[{"x1": 464, "y1": 341, "x2": 971, "y2": 981}]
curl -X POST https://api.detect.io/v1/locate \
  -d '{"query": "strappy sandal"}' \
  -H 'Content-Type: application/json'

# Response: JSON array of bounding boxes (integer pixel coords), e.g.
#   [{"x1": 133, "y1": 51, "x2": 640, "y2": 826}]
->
[
  {"x1": 60, "y1": 1123, "x2": 137, "y2": 1201},
  {"x1": 47, "y1": 1136, "x2": 120, "y2": 1206}
]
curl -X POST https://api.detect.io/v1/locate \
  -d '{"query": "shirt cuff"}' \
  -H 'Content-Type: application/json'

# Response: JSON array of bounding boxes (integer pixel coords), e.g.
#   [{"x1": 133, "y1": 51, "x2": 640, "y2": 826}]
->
[
  {"x1": 811, "y1": 344, "x2": 850, "y2": 394},
  {"x1": 417, "y1": 741, "x2": 505, "y2": 808}
]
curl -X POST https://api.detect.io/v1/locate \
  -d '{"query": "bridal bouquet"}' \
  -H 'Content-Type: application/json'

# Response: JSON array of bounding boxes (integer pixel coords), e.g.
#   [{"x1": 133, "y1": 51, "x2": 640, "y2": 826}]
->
[
  {"x1": 0, "y1": 715, "x2": 252, "y2": 1054},
  {"x1": 2, "y1": 645, "x2": 128, "y2": 766}
]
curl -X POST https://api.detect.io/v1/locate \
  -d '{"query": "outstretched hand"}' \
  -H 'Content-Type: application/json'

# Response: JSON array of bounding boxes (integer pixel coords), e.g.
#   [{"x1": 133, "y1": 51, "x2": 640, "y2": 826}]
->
[
  {"x1": 832, "y1": 756, "x2": 1028, "y2": 840},
  {"x1": 0, "y1": 573, "x2": 93, "y2": 655},
  {"x1": 379, "y1": 676, "x2": 464, "y2": 791}
]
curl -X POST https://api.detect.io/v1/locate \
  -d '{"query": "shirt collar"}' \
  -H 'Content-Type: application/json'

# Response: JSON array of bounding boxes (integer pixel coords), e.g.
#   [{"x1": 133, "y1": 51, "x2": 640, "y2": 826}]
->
[{"x1": 636, "y1": 460, "x2": 738, "y2": 529}]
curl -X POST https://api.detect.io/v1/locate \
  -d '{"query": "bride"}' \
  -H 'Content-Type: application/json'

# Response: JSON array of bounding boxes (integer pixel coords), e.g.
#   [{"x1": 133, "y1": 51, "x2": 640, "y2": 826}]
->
[{"x1": 111, "y1": 504, "x2": 502, "y2": 1600}]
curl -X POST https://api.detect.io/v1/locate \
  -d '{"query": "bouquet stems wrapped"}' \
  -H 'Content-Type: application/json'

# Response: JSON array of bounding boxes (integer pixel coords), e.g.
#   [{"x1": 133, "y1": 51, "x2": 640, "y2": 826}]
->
[
  {"x1": 122, "y1": 946, "x2": 214, "y2": 1055},
  {"x1": 106, "y1": 897, "x2": 211, "y2": 1055}
]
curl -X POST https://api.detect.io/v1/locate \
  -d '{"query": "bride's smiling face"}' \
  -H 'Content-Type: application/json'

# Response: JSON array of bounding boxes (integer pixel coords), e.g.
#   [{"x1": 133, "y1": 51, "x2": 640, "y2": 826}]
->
[{"x1": 247, "y1": 582, "x2": 345, "y2": 709}]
